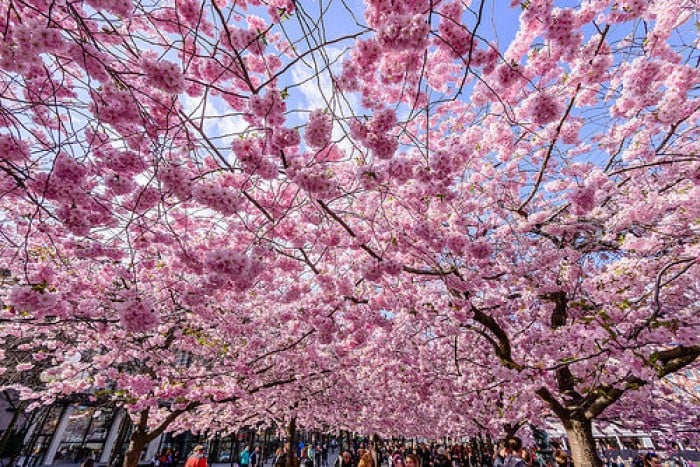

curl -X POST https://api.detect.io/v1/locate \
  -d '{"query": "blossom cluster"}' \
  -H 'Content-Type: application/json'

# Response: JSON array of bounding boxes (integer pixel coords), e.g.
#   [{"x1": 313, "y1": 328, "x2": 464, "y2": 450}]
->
[
  {"x1": 91, "y1": 84, "x2": 142, "y2": 128},
  {"x1": 176, "y1": 0, "x2": 202, "y2": 28},
  {"x1": 377, "y1": 13, "x2": 430, "y2": 52},
  {"x1": 233, "y1": 138, "x2": 278, "y2": 180},
  {"x1": 54, "y1": 203, "x2": 106, "y2": 236},
  {"x1": 247, "y1": 89, "x2": 286, "y2": 128},
  {"x1": 622, "y1": 57, "x2": 661, "y2": 99},
  {"x1": 546, "y1": 8, "x2": 581, "y2": 54},
  {"x1": 160, "y1": 164, "x2": 194, "y2": 200},
  {"x1": 468, "y1": 240, "x2": 493, "y2": 260},
  {"x1": 611, "y1": 57, "x2": 663, "y2": 117},
  {"x1": 289, "y1": 166, "x2": 338, "y2": 200},
  {"x1": 0, "y1": 43, "x2": 41, "y2": 76},
  {"x1": 84, "y1": 0, "x2": 134, "y2": 18},
  {"x1": 656, "y1": 65, "x2": 700, "y2": 123},
  {"x1": 125, "y1": 186, "x2": 161, "y2": 214},
  {"x1": 6, "y1": 286, "x2": 61, "y2": 319},
  {"x1": 142, "y1": 59, "x2": 185, "y2": 94},
  {"x1": 385, "y1": 156, "x2": 415, "y2": 183},
  {"x1": 204, "y1": 248, "x2": 263, "y2": 292},
  {"x1": 0, "y1": 134, "x2": 30, "y2": 162},
  {"x1": 608, "y1": 0, "x2": 648, "y2": 22},
  {"x1": 0, "y1": 24, "x2": 64, "y2": 76},
  {"x1": 572, "y1": 35, "x2": 613, "y2": 85},
  {"x1": 104, "y1": 172, "x2": 135, "y2": 196},
  {"x1": 271, "y1": 127, "x2": 300, "y2": 151},
  {"x1": 13, "y1": 24, "x2": 65, "y2": 54},
  {"x1": 221, "y1": 26, "x2": 265, "y2": 56},
  {"x1": 519, "y1": 91, "x2": 562, "y2": 125},
  {"x1": 193, "y1": 182, "x2": 243, "y2": 215},
  {"x1": 570, "y1": 184, "x2": 597, "y2": 215},
  {"x1": 362, "y1": 258, "x2": 403, "y2": 282},
  {"x1": 349, "y1": 109, "x2": 399, "y2": 160},
  {"x1": 98, "y1": 148, "x2": 147, "y2": 175},
  {"x1": 436, "y1": 2, "x2": 473, "y2": 58},
  {"x1": 266, "y1": 0, "x2": 296, "y2": 22},
  {"x1": 116, "y1": 294, "x2": 159, "y2": 334},
  {"x1": 304, "y1": 110, "x2": 333, "y2": 148}
]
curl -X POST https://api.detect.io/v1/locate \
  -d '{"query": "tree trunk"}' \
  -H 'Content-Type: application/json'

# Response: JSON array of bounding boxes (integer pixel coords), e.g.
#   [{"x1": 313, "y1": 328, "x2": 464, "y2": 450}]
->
[
  {"x1": 563, "y1": 417, "x2": 600, "y2": 467},
  {"x1": 285, "y1": 417, "x2": 297, "y2": 467},
  {"x1": 123, "y1": 435, "x2": 148, "y2": 467},
  {"x1": 123, "y1": 409, "x2": 150, "y2": 467}
]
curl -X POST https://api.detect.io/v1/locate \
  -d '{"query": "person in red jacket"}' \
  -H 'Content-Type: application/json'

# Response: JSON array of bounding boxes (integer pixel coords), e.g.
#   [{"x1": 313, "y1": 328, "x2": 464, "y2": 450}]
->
[{"x1": 185, "y1": 445, "x2": 208, "y2": 467}]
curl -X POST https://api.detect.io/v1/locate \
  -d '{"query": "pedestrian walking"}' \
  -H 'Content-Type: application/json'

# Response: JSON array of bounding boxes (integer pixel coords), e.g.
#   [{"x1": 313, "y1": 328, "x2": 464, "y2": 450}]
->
[
  {"x1": 241, "y1": 446, "x2": 252, "y2": 467},
  {"x1": 185, "y1": 445, "x2": 207, "y2": 467},
  {"x1": 251, "y1": 446, "x2": 263, "y2": 467}
]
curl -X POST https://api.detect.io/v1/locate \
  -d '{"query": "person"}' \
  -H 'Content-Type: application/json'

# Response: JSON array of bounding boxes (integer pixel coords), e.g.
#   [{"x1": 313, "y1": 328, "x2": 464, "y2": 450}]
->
[
  {"x1": 418, "y1": 444, "x2": 431, "y2": 467},
  {"x1": 433, "y1": 447, "x2": 450, "y2": 467},
  {"x1": 81, "y1": 459, "x2": 95, "y2": 467},
  {"x1": 313, "y1": 444, "x2": 323, "y2": 467},
  {"x1": 501, "y1": 438, "x2": 525, "y2": 467},
  {"x1": 277, "y1": 445, "x2": 297, "y2": 467},
  {"x1": 241, "y1": 446, "x2": 252, "y2": 467},
  {"x1": 161, "y1": 449, "x2": 174, "y2": 467},
  {"x1": 308, "y1": 445, "x2": 316, "y2": 467},
  {"x1": 300, "y1": 447, "x2": 314, "y2": 467},
  {"x1": 251, "y1": 446, "x2": 263, "y2": 467},
  {"x1": 185, "y1": 445, "x2": 207, "y2": 467},
  {"x1": 451, "y1": 445, "x2": 462, "y2": 467},
  {"x1": 274, "y1": 448, "x2": 286, "y2": 467},
  {"x1": 480, "y1": 446, "x2": 492, "y2": 467},
  {"x1": 493, "y1": 442, "x2": 505, "y2": 467},
  {"x1": 393, "y1": 453, "x2": 405, "y2": 467},
  {"x1": 644, "y1": 453, "x2": 662, "y2": 467},
  {"x1": 405, "y1": 453, "x2": 420, "y2": 467},
  {"x1": 553, "y1": 449, "x2": 569, "y2": 467},
  {"x1": 632, "y1": 454, "x2": 645, "y2": 467},
  {"x1": 335, "y1": 450, "x2": 354, "y2": 467},
  {"x1": 111, "y1": 454, "x2": 125, "y2": 467},
  {"x1": 358, "y1": 450, "x2": 373, "y2": 467}
]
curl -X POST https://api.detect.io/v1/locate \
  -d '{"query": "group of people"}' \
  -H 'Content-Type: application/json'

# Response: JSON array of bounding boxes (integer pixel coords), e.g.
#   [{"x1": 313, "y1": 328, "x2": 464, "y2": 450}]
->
[
  {"x1": 240, "y1": 446, "x2": 265, "y2": 467},
  {"x1": 330, "y1": 437, "x2": 569, "y2": 467},
  {"x1": 177, "y1": 436, "x2": 686, "y2": 467},
  {"x1": 155, "y1": 448, "x2": 178, "y2": 467},
  {"x1": 296, "y1": 443, "x2": 332, "y2": 467}
]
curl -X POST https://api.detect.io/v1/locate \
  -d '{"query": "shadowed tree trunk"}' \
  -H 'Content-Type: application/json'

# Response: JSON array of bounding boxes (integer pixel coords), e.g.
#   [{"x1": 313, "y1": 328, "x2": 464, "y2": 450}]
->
[
  {"x1": 285, "y1": 417, "x2": 298, "y2": 467},
  {"x1": 563, "y1": 417, "x2": 600, "y2": 467},
  {"x1": 123, "y1": 409, "x2": 150, "y2": 467},
  {"x1": 123, "y1": 403, "x2": 200, "y2": 467}
]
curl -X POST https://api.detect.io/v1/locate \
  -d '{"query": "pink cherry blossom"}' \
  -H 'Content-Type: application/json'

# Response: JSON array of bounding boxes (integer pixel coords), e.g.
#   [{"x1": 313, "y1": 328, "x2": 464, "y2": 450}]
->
[{"x1": 0, "y1": 1, "x2": 697, "y2": 465}]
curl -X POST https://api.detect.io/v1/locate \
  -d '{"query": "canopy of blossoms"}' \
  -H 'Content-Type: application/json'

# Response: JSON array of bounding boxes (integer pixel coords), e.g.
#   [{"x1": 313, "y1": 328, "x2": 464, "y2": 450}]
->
[{"x1": 0, "y1": 0, "x2": 698, "y2": 465}]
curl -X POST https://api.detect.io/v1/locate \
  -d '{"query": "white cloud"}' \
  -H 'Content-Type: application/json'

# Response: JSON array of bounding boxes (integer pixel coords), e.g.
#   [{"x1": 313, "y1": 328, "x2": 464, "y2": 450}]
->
[{"x1": 288, "y1": 46, "x2": 362, "y2": 156}]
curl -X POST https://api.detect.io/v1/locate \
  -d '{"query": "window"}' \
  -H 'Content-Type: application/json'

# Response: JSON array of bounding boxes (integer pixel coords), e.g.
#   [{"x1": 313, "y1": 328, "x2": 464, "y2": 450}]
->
[{"x1": 53, "y1": 407, "x2": 114, "y2": 464}]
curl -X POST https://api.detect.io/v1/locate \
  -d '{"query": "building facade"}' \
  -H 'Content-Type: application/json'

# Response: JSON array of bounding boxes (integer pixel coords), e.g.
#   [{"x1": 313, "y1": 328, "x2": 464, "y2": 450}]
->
[{"x1": 1, "y1": 395, "x2": 281, "y2": 467}]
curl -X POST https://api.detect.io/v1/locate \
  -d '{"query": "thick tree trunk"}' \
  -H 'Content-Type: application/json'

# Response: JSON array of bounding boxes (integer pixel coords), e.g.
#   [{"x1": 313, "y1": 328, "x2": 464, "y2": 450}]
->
[
  {"x1": 285, "y1": 417, "x2": 297, "y2": 467},
  {"x1": 120, "y1": 404, "x2": 195, "y2": 467},
  {"x1": 563, "y1": 418, "x2": 601, "y2": 467},
  {"x1": 123, "y1": 409, "x2": 150, "y2": 467},
  {"x1": 123, "y1": 435, "x2": 148, "y2": 467}
]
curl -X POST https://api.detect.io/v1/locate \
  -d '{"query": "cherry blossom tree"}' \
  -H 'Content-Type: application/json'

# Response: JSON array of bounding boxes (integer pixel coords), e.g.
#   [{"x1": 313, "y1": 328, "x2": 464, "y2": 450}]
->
[{"x1": 0, "y1": 0, "x2": 698, "y2": 466}]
